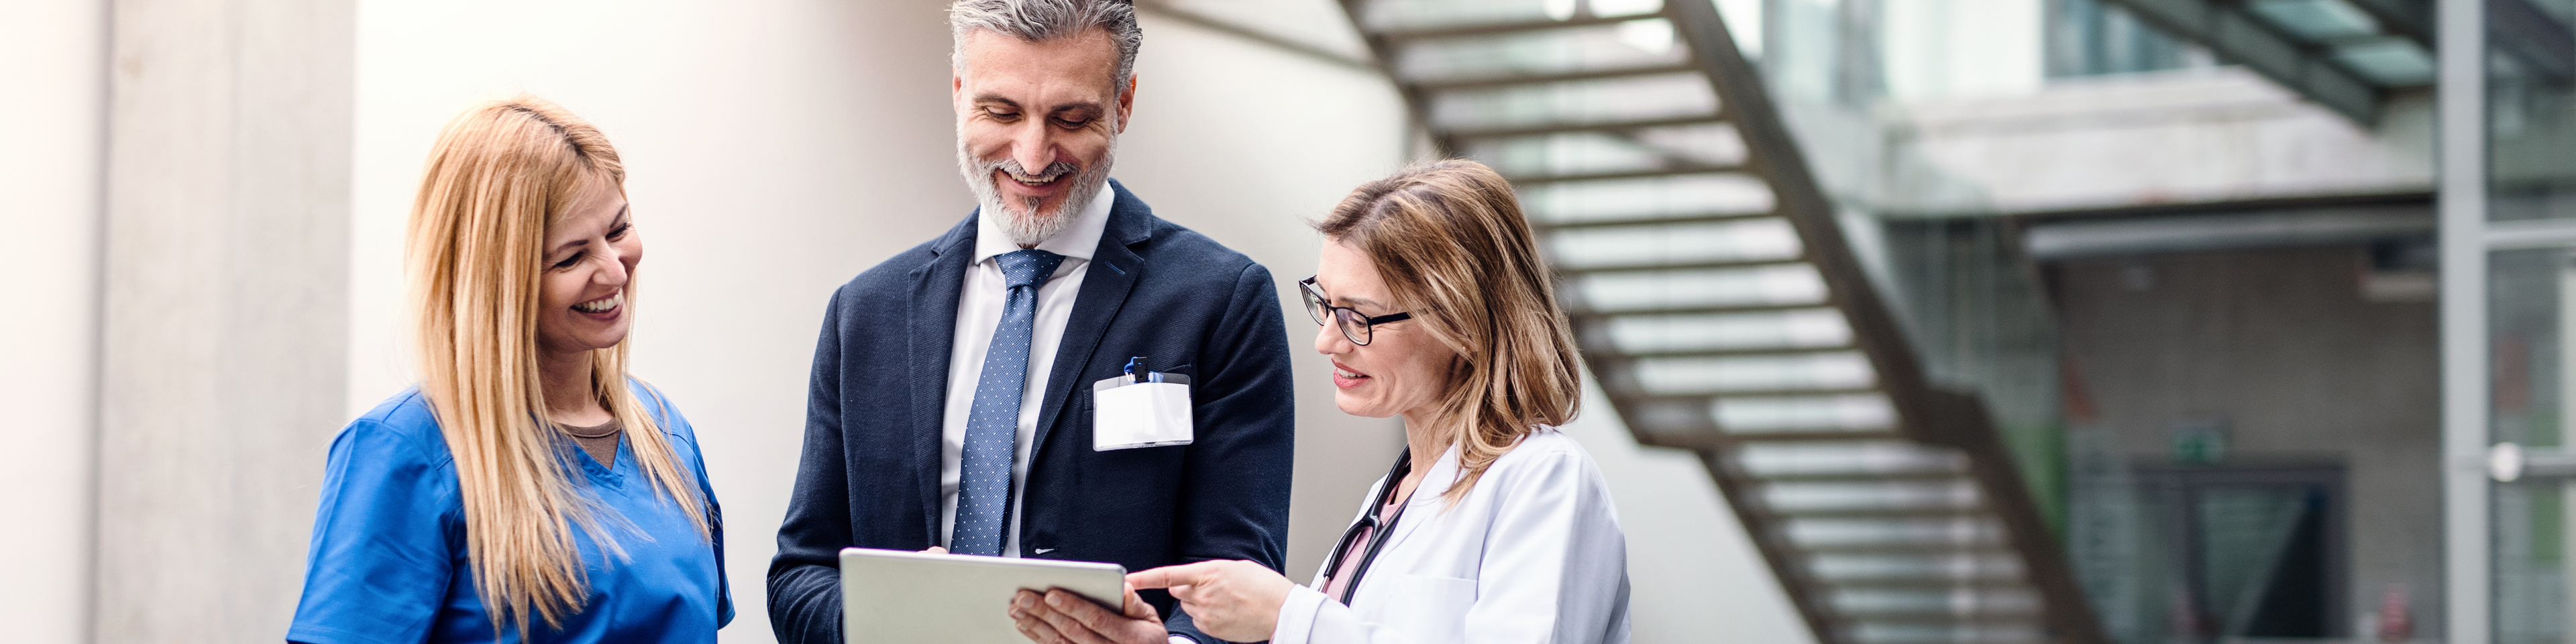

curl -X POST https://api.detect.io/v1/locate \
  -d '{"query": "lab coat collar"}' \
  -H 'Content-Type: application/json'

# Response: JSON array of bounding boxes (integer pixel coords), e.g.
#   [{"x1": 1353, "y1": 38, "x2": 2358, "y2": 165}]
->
[
  {"x1": 1380, "y1": 444, "x2": 1464, "y2": 557},
  {"x1": 971, "y1": 178, "x2": 1115, "y2": 265}
]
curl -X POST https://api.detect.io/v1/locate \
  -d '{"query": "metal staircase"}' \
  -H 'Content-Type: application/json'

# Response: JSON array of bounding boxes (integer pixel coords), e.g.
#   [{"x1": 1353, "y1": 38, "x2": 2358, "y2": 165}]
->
[{"x1": 1334, "y1": 1, "x2": 2108, "y2": 643}]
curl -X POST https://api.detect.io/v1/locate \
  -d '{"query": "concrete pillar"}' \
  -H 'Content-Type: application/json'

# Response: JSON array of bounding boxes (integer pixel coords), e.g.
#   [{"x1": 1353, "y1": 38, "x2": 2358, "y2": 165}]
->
[
  {"x1": 0, "y1": 1, "x2": 109, "y2": 643},
  {"x1": 93, "y1": 0, "x2": 354, "y2": 640}
]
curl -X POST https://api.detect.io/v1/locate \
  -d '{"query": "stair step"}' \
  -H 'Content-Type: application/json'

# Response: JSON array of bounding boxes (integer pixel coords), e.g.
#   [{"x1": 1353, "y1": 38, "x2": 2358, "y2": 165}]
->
[
  {"x1": 1371, "y1": 13, "x2": 1662, "y2": 42},
  {"x1": 1415, "y1": 63, "x2": 1702, "y2": 93},
  {"x1": 1827, "y1": 586, "x2": 2039, "y2": 613},
  {"x1": 1838, "y1": 610, "x2": 2042, "y2": 624},
  {"x1": 1505, "y1": 164, "x2": 1752, "y2": 186},
  {"x1": 1719, "y1": 429, "x2": 1907, "y2": 443},
  {"x1": 1768, "y1": 506, "x2": 1992, "y2": 519},
  {"x1": 1733, "y1": 441, "x2": 1969, "y2": 478},
  {"x1": 1807, "y1": 553, "x2": 2027, "y2": 584},
  {"x1": 1592, "y1": 307, "x2": 1851, "y2": 359},
  {"x1": 1754, "y1": 470, "x2": 1970, "y2": 483},
  {"x1": 1818, "y1": 578, "x2": 2038, "y2": 591},
  {"x1": 1795, "y1": 542, "x2": 2013, "y2": 556},
  {"x1": 1845, "y1": 621, "x2": 2045, "y2": 644},
  {"x1": 1782, "y1": 517, "x2": 2010, "y2": 549},
  {"x1": 1444, "y1": 114, "x2": 1730, "y2": 140},
  {"x1": 1568, "y1": 258, "x2": 1813, "y2": 276},
  {"x1": 1623, "y1": 344, "x2": 1859, "y2": 360},
  {"x1": 1568, "y1": 301, "x2": 1839, "y2": 317},
  {"x1": 1532, "y1": 211, "x2": 1781, "y2": 230}
]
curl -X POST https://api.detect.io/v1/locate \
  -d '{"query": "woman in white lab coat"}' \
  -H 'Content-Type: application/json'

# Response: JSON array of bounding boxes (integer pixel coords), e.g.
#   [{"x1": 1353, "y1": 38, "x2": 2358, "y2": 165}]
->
[{"x1": 1022, "y1": 159, "x2": 1630, "y2": 644}]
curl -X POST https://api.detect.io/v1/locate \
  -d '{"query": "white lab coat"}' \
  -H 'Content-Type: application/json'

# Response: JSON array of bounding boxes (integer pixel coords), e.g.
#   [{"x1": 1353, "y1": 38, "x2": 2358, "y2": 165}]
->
[{"x1": 1269, "y1": 429, "x2": 1631, "y2": 644}]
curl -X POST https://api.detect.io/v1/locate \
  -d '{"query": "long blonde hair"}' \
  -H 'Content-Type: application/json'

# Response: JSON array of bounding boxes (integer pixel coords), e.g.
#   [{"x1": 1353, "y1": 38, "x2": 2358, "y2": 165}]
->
[
  {"x1": 1317, "y1": 159, "x2": 1584, "y2": 504},
  {"x1": 405, "y1": 96, "x2": 710, "y2": 635}
]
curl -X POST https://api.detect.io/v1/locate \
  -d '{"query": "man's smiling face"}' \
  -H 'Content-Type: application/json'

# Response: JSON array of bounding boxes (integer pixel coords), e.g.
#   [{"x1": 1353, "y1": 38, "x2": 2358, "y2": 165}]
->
[{"x1": 952, "y1": 28, "x2": 1134, "y2": 246}]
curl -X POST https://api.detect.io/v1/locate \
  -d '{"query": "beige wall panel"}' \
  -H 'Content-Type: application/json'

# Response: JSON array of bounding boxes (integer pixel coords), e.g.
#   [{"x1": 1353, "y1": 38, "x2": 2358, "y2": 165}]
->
[
  {"x1": 95, "y1": 0, "x2": 354, "y2": 641},
  {"x1": 0, "y1": 1, "x2": 109, "y2": 643}
]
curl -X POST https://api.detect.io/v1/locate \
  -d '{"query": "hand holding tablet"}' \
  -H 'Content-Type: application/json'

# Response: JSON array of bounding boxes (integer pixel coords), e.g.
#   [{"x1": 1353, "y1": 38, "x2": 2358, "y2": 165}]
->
[{"x1": 840, "y1": 548, "x2": 1134, "y2": 643}]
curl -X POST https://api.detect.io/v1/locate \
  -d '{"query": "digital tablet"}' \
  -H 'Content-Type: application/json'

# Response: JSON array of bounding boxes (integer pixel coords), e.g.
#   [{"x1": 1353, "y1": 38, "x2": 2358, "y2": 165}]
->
[{"x1": 839, "y1": 547, "x2": 1128, "y2": 643}]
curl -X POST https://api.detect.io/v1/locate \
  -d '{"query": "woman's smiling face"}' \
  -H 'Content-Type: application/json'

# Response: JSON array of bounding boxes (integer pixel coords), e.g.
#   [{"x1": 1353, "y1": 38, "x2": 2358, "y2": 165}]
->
[
  {"x1": 534, "y1": 173, "x2": 641, "y2": 360},
  {"x1": 1311, "y1": 239, "x2": 1454, "y2": 422}
]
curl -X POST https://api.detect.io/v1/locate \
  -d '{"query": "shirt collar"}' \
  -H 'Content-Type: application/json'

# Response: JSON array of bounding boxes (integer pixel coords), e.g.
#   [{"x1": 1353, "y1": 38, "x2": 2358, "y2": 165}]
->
[{"x1": 973, "y1": 180, "x2": 1116, "y2": 265}]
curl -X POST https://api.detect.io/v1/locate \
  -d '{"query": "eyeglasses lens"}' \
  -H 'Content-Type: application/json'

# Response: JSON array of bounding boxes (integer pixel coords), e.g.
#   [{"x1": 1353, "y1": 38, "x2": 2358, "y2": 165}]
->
[{"x1": 1336, "y1": 309, "x2": 1373, "y2": 345}]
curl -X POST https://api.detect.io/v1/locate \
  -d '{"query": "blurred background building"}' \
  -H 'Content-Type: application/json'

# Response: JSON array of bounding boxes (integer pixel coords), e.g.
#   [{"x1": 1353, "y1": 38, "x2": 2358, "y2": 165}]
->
[{"x1": 0, "y1": 0, "x2": 2563, "y2": 642}]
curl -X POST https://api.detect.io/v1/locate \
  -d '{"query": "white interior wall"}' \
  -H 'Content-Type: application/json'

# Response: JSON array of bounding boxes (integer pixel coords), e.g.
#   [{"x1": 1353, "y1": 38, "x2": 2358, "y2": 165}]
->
[
  {"x1": 349, "y1": 1, "x2": 969, "y2": 641},
  {"x1": 0, "y1": 1, "x2": 106, "y2": 643}
]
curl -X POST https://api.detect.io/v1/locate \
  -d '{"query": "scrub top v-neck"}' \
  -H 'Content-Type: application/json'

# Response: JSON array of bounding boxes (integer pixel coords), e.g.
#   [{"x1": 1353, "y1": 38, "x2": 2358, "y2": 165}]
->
[{"x1": 287, "y1": 384, "x2": 731, "y2": 644}]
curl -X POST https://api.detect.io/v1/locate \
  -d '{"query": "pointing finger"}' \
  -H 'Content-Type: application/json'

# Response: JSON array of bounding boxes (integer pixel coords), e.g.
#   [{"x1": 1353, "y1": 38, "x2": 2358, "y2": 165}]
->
[{"x1": 1126, "y1": 561, "x2": 1227, "y2": 590}]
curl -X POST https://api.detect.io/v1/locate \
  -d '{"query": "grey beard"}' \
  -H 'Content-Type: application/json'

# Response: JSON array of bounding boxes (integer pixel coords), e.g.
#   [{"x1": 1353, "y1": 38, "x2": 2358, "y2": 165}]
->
[{"x1": 957, "y1": 139, "x2": 1118, "y2": 247}]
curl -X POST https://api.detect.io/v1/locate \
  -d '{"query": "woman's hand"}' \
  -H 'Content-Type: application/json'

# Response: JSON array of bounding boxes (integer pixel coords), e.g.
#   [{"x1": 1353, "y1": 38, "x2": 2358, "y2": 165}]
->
[{"x1": 1126, "y1": 560, "x2": 1295, "y2": 643}]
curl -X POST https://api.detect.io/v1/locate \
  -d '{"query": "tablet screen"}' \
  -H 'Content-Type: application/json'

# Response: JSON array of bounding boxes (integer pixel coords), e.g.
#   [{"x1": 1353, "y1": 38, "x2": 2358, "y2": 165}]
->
[{"x1": 839, "y1": 547, "x2": 1128, "y2": 643}]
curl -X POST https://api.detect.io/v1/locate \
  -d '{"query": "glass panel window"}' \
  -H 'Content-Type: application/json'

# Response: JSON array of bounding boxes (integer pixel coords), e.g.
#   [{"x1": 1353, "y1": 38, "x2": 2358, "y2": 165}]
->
[
  {"x1": 2489, "y1": 0, "x2": 2576, "y2": 221},
  {"x1": 2489, "y1": 248, "x2": 2574, "y2": 643}
]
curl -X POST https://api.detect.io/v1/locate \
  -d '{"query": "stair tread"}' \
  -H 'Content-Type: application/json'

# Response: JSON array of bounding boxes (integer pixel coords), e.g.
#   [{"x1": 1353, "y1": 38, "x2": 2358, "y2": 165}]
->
[
  {"x1": 1531, "y1": 211, "x2": 1783, "y2": 230},
  {"x1": 1442, "y1": 114, "x2": 1731, "y2": 140},
  {"x1": 1413, "y1": 63, "x2": 1702, "y2": 92},
  {"x1": 1503, "y1": 163, "x2": 1752, "y2": 186},
  {"x1": 1371, "y1": 13, "x2": 1661, "y2": 42}
]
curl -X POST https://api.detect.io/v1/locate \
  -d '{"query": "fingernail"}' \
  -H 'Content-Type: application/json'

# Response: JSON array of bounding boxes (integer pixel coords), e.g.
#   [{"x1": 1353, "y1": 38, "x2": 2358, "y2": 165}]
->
[{"x1": 1046, "y1": 592, "x2": 1067, "y2": 606}]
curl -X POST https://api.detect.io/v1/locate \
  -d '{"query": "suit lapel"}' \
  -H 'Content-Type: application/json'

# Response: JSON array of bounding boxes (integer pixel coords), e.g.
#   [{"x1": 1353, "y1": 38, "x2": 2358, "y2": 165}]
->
[
  {"x1": 906, "y1": 213, "x2": 977, "y2": 544},
  {"x1": 1029, "y1": 180, "x2": 1155, "y2": 464}
]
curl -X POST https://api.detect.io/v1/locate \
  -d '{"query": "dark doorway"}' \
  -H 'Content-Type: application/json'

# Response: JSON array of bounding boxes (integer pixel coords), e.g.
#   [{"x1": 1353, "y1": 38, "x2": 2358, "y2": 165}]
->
[{"x1": 2133, "y1": 462, "x2": 2346, "y2": 641}]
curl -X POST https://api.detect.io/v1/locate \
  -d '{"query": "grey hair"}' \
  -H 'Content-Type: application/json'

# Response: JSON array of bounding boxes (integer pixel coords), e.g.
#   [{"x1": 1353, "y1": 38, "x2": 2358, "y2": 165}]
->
[{"x1": 950, "y1": 0, "x2": 1143, "y2": 97}]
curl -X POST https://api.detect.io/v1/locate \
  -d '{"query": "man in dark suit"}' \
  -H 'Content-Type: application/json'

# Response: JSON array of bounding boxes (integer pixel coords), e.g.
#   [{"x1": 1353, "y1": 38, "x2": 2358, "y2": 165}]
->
[{"x1": 765, "y1": 1, "x2": 1295, "y2": 643}]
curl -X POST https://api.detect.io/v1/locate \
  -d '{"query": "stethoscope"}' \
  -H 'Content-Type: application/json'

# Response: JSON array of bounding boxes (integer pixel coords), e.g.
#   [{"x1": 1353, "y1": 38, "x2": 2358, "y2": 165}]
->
[{"x1": 1319, "y1": 447, "x2": 1414, "y2": 605}]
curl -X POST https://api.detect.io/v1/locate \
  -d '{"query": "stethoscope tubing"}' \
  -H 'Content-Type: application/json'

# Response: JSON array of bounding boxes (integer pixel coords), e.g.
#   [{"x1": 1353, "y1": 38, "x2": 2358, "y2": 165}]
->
[{"x1": 1322, "y1": 447, "x2": 1413, "y2": 605}]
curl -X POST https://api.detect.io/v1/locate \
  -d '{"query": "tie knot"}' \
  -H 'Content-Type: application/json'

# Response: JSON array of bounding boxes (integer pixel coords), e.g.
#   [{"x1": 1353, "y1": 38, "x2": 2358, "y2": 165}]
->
[{"x1": 996, "y1": 249, "x2": 1066, "y2": 290}]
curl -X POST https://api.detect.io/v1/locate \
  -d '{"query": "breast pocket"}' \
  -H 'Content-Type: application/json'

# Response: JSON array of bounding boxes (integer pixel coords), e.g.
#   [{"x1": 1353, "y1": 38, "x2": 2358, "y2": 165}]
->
[{"x1": 1362, "y1": 574, "x2": 1477, "y2": 644}]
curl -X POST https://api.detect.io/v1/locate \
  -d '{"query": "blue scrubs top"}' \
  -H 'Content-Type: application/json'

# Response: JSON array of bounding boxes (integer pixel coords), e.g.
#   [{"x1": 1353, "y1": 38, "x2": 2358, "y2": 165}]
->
[{"x1": 286, "y1": 383, "x2": 730, "y2": 644}]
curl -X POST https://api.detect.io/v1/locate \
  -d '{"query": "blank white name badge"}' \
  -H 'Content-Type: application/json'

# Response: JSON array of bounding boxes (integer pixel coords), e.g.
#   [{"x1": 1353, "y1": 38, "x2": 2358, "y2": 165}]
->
[{"x1": 1091, "y1": 372, "x2": 1193, "y2": 451}]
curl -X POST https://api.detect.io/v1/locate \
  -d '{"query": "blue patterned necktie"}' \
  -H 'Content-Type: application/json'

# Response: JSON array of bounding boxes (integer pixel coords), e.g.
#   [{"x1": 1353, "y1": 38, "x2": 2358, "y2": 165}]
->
[{"x1": 952, "y1": 248, "x2": 1066, "y2": 557}]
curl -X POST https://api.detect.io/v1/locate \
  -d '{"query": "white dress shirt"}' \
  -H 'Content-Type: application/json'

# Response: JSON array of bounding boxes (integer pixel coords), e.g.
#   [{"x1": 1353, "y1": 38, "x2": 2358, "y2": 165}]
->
[
  {"x1": 1271, "y1": 429, "x2": 1633, "y2": 644},
  {"x1": 937, "y1": 185, "x2": 1116, "y2": 556}
]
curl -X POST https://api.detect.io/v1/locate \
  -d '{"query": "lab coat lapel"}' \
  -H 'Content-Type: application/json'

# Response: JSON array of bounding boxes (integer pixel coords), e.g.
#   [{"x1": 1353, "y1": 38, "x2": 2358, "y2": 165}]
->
[
  {"x1": 906, "y1": 213, "x2": 977, "y2": 544},
  {"x1": 1030, "y1": 180, "x2": 1152, "y2": 462},
  {"x1": 1379, "y1": 447, "x2": 1464, "y2": 560}
]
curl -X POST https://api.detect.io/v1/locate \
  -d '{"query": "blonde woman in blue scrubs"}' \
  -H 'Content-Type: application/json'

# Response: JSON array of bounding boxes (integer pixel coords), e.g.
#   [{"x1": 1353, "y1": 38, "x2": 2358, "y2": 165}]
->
[{"x1": 287, "y1": 97, "x2": 727, "y2": 643}]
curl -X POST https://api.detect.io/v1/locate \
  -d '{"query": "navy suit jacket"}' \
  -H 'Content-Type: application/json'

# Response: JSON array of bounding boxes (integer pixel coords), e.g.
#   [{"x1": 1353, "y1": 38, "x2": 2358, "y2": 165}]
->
[{"x1": 767, "y1": 180, "x2": 1297, "y2": 644}]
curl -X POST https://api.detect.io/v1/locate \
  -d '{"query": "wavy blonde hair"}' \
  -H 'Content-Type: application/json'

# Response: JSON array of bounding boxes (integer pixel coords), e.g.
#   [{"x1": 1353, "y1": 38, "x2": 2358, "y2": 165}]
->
[
  {"x1": 1318, "y1": 159, "x2": 1584, "y2": 504},
  {"x1": 405, "y1": 96, "x2": 710, "y2": 635}
]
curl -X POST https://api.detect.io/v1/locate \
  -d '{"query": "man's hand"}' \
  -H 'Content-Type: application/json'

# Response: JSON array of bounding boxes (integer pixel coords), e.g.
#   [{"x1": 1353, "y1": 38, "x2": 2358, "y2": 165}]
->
[
  {"x1": 1010, "y1": 584, "x2": 1167, "y2": 644},
  {"x1": 1126, "y1": 560, "x2": 1293, "y2": 643}
]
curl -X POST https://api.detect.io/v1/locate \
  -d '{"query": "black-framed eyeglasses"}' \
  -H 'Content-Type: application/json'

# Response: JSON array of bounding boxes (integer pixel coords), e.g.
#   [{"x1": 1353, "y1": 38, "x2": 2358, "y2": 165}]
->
[{"x1": 1300, "y1": 276, "x2": 1413, "y2": 346}]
